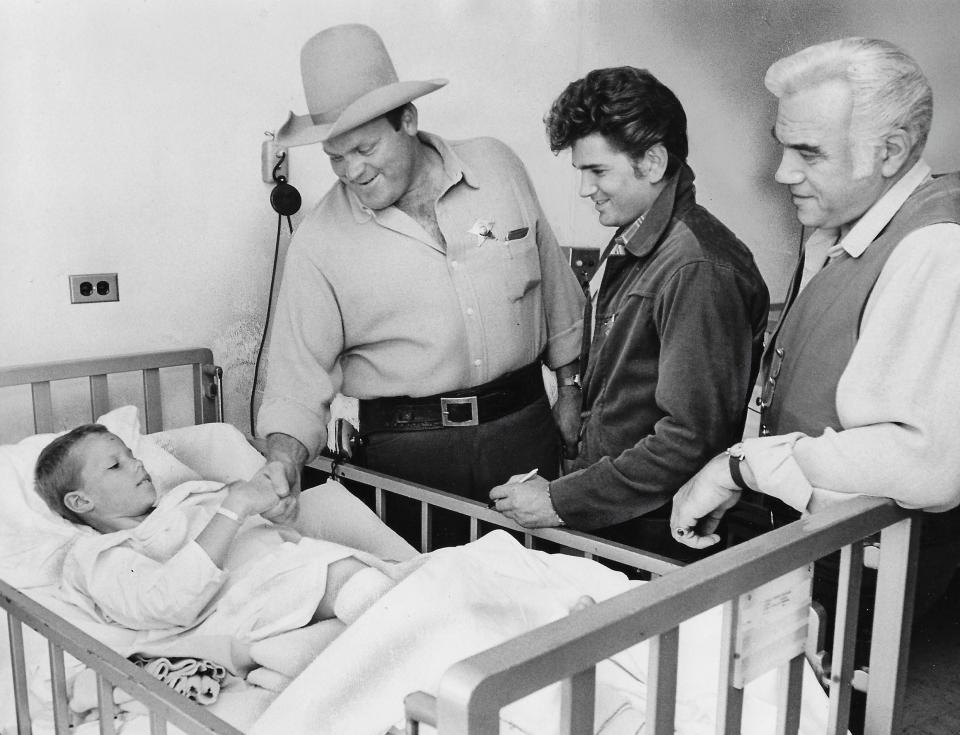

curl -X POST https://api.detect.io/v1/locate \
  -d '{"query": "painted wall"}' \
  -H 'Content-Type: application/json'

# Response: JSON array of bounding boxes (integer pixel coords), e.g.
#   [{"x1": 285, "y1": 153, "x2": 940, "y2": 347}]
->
[{"x1": 2, "y1": 0, "x2": 959, "y2": 437}]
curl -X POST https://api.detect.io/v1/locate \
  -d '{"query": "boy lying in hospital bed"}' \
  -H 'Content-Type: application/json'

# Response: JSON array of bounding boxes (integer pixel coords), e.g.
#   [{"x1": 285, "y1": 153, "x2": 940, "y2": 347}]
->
[
  {"x1": 25, "y1": 419, "x2": 836, "y2": 735},
  {"x1": 32, "y1": 423, "x2": 405, "y2": 678}
]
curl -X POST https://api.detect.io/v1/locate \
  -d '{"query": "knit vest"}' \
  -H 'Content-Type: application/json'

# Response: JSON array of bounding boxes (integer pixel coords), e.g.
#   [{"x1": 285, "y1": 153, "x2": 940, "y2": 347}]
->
[{"x1": 761, "y1": 173, "x2": 960, "y2": 438}]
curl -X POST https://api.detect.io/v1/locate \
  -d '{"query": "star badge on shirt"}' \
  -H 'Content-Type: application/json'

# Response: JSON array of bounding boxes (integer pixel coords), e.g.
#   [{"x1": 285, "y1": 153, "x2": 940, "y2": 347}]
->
[{"x1": 468, "y1": 219, "x2": 496, "y2": 247}]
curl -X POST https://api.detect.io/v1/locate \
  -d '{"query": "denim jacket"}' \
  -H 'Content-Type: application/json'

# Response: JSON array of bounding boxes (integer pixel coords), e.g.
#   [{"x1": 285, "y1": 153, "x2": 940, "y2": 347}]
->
[{"x1": 550, "y1": 162, "x2": 769, "y2": 532}]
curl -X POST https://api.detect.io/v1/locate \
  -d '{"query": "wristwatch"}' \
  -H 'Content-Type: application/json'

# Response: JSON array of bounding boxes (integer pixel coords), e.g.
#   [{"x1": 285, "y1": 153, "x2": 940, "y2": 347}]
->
[
  {"x1": 725, "y1": 442, "x2": 752, "y2": 492},
  {"x1": 558, "y1": 374, "x2": 581, "y2": 389}
]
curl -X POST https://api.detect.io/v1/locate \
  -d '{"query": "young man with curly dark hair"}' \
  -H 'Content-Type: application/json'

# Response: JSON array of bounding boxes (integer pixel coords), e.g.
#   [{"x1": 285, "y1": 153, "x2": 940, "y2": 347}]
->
[{"x1": 491, "y1": 67, "x2": 769, "y2": 561}]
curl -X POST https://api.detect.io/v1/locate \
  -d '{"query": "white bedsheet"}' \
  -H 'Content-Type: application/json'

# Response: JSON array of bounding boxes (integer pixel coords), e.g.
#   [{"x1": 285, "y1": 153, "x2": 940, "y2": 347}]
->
[{"x1": 252, "y1": 530, "x2": 834, "y2": 735}]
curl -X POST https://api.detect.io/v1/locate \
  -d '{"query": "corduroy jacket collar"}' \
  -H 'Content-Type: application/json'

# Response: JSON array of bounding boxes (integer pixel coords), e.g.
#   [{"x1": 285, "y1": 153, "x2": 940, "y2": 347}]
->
[{"x1": 621, "y1": 161, "x2": 696, "y2": 259}]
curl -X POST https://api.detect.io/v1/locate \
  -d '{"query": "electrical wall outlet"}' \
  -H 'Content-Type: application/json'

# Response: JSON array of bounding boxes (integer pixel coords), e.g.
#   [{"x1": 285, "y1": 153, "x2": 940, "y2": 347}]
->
[
  {"x1": 261, "y1": 138, "x2": 288, "y2": 183},
  {"x1": 69, "y1": 273, "x2": 119, "y2": 304}
]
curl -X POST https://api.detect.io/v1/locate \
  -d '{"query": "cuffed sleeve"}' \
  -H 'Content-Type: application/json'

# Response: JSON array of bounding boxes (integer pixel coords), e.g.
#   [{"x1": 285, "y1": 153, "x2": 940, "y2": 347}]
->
[{"x1": 525, "y1": 174, "x2": 584, "y2": 369}]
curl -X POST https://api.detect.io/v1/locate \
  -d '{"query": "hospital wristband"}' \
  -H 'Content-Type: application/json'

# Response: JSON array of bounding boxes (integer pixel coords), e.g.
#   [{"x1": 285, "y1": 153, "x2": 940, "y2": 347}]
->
[{"x1": 215, "y1": 506, "x2": 243, "y2": 524}]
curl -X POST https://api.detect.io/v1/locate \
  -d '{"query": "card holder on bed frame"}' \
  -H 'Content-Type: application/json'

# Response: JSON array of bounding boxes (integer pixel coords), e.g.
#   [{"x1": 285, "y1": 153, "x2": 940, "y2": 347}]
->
[{"x1": 0, "y1": 348, "x2": 919, "y2": 735}]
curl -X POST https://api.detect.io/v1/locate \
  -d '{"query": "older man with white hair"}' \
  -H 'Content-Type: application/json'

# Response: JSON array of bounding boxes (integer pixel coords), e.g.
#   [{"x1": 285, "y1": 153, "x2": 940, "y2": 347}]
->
[{"x1": 671, "y1": 35, "x2": 960, "y2": 681}]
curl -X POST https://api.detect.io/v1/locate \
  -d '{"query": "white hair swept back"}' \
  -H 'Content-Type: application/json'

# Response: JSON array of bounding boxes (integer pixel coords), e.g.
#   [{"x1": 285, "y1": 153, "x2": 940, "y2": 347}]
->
[{"x1": 765, "y1": 37, "x2": 933, "y2": 154}]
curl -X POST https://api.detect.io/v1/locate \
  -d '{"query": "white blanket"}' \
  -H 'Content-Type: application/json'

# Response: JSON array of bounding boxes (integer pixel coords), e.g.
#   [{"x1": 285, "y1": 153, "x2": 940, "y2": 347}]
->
[{"x1": 252, "y1": 530, "x2": 832, "y2": 735}]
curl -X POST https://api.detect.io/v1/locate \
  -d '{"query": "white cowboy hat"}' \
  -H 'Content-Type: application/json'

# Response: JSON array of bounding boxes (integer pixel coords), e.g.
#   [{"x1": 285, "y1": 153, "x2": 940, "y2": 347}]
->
[{"x1": 275, "y1": 24, "x2": 448, "y2": 147}]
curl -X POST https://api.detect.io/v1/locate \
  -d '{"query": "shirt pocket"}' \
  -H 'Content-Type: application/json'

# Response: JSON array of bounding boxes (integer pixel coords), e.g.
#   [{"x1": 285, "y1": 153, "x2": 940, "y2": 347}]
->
[{"x1": 502, "y1": 226, "x2": 541, "y2": 301}]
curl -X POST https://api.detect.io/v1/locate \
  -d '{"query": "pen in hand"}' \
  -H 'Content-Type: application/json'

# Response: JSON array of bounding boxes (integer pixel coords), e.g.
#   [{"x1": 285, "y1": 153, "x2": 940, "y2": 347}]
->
[
  {"x1": 489, "y1": 468, "x2": 539, "y2": 508},
  {"x1": 514, "y1": 468, "x2": 539, "y2": 483}
]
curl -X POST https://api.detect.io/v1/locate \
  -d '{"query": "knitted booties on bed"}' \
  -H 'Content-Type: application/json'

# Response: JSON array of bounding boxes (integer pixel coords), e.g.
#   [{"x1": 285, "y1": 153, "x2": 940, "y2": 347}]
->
[{"x1": 333, "y1": 565, "x2": 397, "y2": 624}]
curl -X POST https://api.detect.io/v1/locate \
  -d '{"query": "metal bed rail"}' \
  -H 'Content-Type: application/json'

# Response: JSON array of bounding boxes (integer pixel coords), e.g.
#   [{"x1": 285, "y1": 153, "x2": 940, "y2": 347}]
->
[
  {"x1": 405, "y1": 495, "x2": 917, "y2": 735},
  {"x1": 1, "y1": 581, "x2": 243, "y2": 735},
  {"x1": 308, "y1": 455, "x2": 683, "y2": 576},
  {"x1": 0, "y1": 348, "x2": 223, "y2": 433}
]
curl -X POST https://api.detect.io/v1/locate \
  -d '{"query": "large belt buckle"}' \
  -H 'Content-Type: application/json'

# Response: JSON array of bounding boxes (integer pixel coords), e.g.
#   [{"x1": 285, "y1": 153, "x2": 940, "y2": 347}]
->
[{"x1": 440, "y1": 396, "x2": 479, "y2": 427}]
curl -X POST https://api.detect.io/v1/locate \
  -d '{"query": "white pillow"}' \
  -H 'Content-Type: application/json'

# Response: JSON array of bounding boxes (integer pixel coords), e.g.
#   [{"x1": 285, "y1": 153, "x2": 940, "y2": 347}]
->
[
  {"x1": 0, "y1": 405, "x2": 201, "y2": 588},
  {"x1": 149, "y1": 421, "x2": 266, "y2": 484}
]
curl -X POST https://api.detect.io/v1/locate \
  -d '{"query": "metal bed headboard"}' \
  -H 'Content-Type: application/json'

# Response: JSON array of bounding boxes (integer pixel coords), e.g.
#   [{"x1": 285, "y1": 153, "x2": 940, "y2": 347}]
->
[{"x1": 0, "y1": 347, "x2": 223, "y2": 434}]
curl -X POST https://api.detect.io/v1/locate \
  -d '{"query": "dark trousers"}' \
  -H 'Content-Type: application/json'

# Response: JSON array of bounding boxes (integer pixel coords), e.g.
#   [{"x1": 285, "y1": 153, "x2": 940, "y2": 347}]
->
[{"x1": 355, "y1": 396, "x2": 561, "y2": 548}]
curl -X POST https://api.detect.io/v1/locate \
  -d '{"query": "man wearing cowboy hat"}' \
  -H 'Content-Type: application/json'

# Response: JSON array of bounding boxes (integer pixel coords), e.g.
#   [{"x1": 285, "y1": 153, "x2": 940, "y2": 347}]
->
[{"x1": 257, "y1": 24, "x2": 584, "y2": 535}]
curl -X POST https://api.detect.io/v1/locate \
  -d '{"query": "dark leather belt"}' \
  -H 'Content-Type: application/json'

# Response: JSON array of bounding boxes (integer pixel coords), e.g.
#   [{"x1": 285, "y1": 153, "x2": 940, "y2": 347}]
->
[{"x1": 358, "y1": 360, "x2": 545, "y2": 433}]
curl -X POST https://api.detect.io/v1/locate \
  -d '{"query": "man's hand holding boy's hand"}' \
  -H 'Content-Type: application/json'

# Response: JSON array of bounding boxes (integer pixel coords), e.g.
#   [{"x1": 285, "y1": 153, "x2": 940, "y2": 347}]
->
[
  {"x1": 224, "y1": 461, "x2": 292, "y2": 520},
  {"x1": 262, "y1": 433, "x2": 307, "y2": 524},
  {"x1": 257, "y1": 460, "x2": 300, "y2": 524}
]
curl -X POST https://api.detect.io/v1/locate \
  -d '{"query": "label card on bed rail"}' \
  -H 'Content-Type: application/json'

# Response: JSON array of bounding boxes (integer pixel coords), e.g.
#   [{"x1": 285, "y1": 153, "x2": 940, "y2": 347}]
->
[{"x1": 733, "y1": 562, "x2": 813, "y2": 688}]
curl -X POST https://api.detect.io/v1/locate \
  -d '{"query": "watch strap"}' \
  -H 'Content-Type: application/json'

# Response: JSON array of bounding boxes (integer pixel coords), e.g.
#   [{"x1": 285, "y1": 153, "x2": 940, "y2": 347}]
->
[
  {"x1": 558, "y1": 374, "x2": 581, "y2": 389},
  {"x1": 726, "y1": 449, "x2": 751, "y2": 492}
]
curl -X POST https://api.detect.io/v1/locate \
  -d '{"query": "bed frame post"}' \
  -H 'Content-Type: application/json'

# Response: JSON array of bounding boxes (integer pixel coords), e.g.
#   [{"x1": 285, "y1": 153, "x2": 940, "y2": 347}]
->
[
  {"x1": 559, "y1": 667, "x2": 595, "y2": 734},
  {"x1": 716, "y1": 600, "x2": 745, "y2": 734},
  {"x1": 863, "y1": 514, "x2": 919, "y2": 734},
  {"x1": 826, "y1": 541, "x2": 864, "y2": 734},
  {"x1": 7, "y1": 615, "x2": 33, "y2": 735},
  {"x1": 31, "y1": 381, "x2": 55, "y2": 433},
  {"x1": 646, "y1": 628, "x2": 679, "y2": 734},
  {"x1": 775, "y1": 655, "x2": 804, "y2": 735},
  {"x1": 197, "y1": 362, "x2": 222, "y2": 424}
]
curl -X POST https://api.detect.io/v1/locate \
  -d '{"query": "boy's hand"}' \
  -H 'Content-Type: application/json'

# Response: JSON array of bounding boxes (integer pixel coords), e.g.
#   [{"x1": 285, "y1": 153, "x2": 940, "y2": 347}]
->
[
  {"x1": 257, "y1": 460, "x2": 300, "y2": 524},
  {"x1": 224, "y1": 461, "x2": 291, "y2": 519}
]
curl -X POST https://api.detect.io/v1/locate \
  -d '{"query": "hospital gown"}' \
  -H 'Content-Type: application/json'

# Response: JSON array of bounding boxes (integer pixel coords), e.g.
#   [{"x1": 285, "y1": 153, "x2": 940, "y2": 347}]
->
[{"x1": 60, "y1": 480, "x2": 362, "y2": 650}]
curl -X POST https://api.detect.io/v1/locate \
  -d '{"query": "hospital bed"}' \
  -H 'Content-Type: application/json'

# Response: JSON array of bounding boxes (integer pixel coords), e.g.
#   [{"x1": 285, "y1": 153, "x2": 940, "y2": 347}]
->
[{"x1": 0, "y1": 347, "x2": 917, "y2": 735}]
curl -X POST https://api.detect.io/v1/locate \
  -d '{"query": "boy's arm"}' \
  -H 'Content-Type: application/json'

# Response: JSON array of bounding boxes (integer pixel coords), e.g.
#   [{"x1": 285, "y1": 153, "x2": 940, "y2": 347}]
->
[{"x1": 193, "y1": 462, "x2": 289, "y2": 566}]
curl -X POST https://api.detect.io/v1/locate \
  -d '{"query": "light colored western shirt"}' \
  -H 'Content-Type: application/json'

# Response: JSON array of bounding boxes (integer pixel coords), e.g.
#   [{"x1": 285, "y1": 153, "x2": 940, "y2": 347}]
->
[
  {"x1": 258, "y1": 133, "x2": 584, "y2": 455},
  {"x1": 743, "y1": 160, "x2": 960, "y2": 512}
]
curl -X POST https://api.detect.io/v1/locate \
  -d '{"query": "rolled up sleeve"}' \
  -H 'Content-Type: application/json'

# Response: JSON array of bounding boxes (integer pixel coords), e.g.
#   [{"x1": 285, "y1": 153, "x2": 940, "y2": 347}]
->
[{"x1": 529, "y1": 191, "x2": 584, "y2": 369}]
